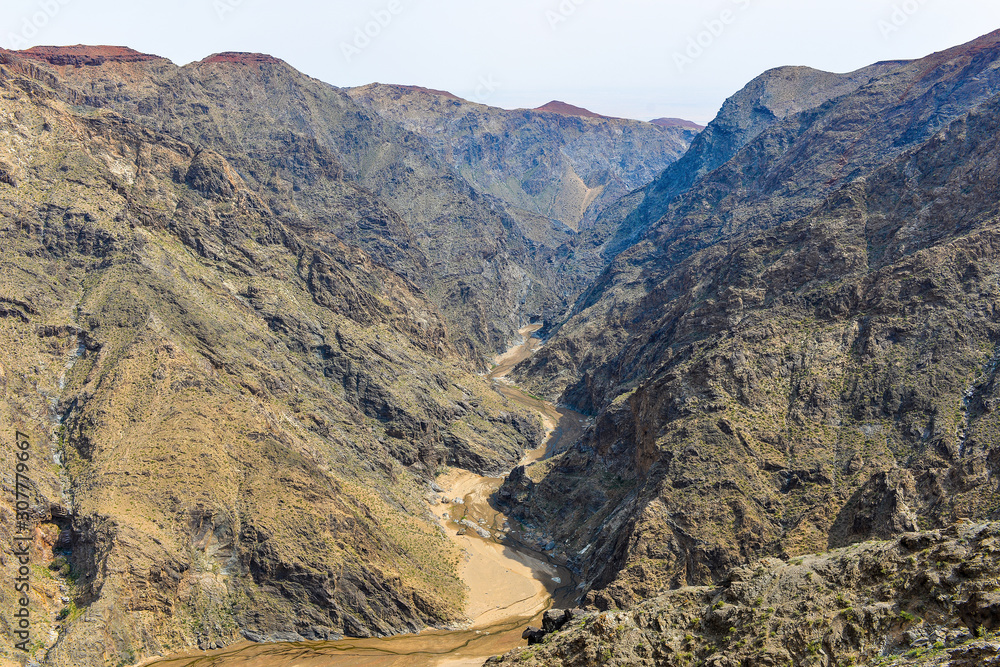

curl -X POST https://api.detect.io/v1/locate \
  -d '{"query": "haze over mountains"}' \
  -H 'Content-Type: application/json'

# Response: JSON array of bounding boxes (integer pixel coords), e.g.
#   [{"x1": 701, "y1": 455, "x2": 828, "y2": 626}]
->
[{"x1": 1, "y1": 29, "x2": 1000, "y2": 667}]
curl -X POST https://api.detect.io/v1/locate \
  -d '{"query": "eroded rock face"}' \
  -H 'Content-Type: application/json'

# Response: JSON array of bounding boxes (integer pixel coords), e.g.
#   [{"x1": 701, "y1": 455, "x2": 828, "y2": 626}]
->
[
  {"x1": 17, "y1": 49, "x2": 697, "y2": 364},
  {"x1": 574, "y1": 60, "x2": 905, "y2": 262},
  {"x1": 16, "y1": 45, "x2": 165, "y2": 66},
  {"x1": 346, "y1": 85, "x2": 698, "y2": 237},
  {"x1": 0, "y1": 52, "x2": 543, "y2": 665},
  {"x1": 491, "y1": 523, "x2": 1000, "y2": 666},
  {"x1": 500, "y1": 30, "x2": 1000, "y2": 610}
]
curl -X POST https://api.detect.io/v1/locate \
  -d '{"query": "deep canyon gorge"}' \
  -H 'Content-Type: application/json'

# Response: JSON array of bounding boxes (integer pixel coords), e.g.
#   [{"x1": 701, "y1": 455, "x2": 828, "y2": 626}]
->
[{"x1": 1, "y1": 29, "x2": 1000, "y2": 667}]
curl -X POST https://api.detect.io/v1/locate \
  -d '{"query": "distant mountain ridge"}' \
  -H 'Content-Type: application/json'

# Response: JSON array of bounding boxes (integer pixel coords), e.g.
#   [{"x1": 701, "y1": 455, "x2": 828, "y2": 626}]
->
[
  {"x1": 532, "y1": 100, "x2": 613, "y2": 119},
  {"x1": 18, "y1": 44, "x2": 164, "y2": 64},
  {"x1": 650, "y1": 116, "x2": 704, "y2": 130},
  {"x1": 346, "y1": 83, "x2": 700, "y2": 299}
]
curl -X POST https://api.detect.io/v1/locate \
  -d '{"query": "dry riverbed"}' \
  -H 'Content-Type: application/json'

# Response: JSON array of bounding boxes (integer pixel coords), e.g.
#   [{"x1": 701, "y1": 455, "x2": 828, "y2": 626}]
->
[{"x1": 145, "y1": 324, "x2": 586, "y2": 667}]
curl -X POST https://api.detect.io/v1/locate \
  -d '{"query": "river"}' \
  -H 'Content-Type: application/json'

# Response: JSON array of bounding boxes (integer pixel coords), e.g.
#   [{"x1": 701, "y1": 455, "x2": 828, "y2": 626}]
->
[{"x1": 143, "y1": 324, "x2": 589, "y2": 667}]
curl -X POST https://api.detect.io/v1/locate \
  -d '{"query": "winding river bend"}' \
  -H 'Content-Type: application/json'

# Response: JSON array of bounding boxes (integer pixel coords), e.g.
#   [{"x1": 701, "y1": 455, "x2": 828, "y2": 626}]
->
[{"x1": 145, "y1": 325, "x2": 588, "y2": 667}]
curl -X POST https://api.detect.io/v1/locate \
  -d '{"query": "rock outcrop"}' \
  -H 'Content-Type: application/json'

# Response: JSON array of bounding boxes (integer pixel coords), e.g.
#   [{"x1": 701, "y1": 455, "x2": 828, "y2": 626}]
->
[
  {"x1": 501, "y1": 29, "x2": 1000, "y2": 614},
  {"x1": 491, "y1": 522, "x2": 1000, "y2": 666},
  {"x1": 345, "y1": 84, "x2": 698, "y2": 271},
  {"x1": 0, "y1": 52, "x2": 542, "y2": 665}
]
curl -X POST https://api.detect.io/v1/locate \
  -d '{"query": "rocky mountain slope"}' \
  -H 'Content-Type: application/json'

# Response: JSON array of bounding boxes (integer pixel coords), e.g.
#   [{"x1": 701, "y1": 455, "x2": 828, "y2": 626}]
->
[
  {"x1": 345, "y1": 85, "x2": 699, "y2": 294},
  {"x1": 575, "y1": 61, "x2": 904, "y2": 262},
  {"x1": 0, "y1": 50, "x2": 543, "y2": 665},
  {"x1": 4, "y1": 28, "x2": 1000, "y2": 667},
  {"x1": 501, "y1": 30, "x2": 1000, "y2": 614},
  {"x1": 492, "y1": 522, "x2": 1000, "y2": 666},
  {"x1": 13, "y1": 49, "x2": 698, "y2": 362},
  {"x1": 8, "y1": 48, "x2": 545, "y2": 361},
  {"x1": 346, "y1": 86, "x2": 696, "y2": 235}
]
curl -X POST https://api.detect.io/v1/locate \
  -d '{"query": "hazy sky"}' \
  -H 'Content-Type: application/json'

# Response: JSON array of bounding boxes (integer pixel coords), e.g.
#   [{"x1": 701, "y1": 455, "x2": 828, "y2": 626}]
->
[{"x1": 3, "y1": 0, "x2": 999, "y2": 123}]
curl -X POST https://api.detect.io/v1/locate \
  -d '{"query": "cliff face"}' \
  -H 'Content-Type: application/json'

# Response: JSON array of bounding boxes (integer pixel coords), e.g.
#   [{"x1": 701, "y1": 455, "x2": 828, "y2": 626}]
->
[
  {"x1": 346, "y1": 85, "x2": 697, "y2": 240},
  {"x1": 15, "y1": 51, "x2": 698, "y2": 364},
  {"x1": 11, "y1": 49, "x2": 553, "y2": 361},
  {"x1": 345, "y1": 85, "x2": 699, "y2": 300},
  {"x1": 0, "y1": 51, "x2": 542, "y2": 665},
  {"x1": 492, "y1": 522, "x2": 1000, "y2": 667},
  {"x1": 500, "y1": 31, "x2": 1000, "y2": 611},
  {"x1": 577, "y1": 61, "x2": 905, "y2": 261}
]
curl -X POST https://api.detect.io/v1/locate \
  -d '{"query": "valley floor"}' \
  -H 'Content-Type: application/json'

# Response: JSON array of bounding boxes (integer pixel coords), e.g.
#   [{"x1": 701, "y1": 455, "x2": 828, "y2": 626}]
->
[{"x1": 141, "y1": 326, "x2": 584, "y2": 667}]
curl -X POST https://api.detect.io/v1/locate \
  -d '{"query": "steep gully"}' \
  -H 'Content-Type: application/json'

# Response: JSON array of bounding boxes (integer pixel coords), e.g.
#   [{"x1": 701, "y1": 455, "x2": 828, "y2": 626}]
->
[{"x1": 144, "y1": 325, "x2": 589, "y2": 666}]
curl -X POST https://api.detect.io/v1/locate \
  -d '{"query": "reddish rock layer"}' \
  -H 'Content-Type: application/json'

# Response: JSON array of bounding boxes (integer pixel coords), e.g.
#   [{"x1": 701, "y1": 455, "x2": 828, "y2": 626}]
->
[
  {"x1": 199, "y1": 52, "x2": 284, "y2": 65},
  {"x1": 17, "y1": 45, "x2": 164, "y2": 66},
  {"x1": 533, "y1": 100, "x2": 610, "y2": 119}
]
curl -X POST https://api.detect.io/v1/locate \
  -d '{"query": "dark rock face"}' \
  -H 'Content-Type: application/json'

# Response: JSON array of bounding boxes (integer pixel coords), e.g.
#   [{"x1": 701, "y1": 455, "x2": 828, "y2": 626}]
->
[
  {"x1": 518, "y1": 609, "x2": 575, "y2": 647},
  {"x1": 347, "y1": 84, "x2": 697, "y2": 237},
  {"x1": 542, "y1": 608, "x2": 572, "y2": 633},
  {"x1": 19, "y1": 52, "x2": 696, "y2": 364},
  {"x1": 0, "y1": 51, "x2": 545, "y2": 666},
  {"x1": 501, "y1": 30, "x2": 1000, "y2": 611},
  {"x1": 829, "y1": 469, "x2": 919, "y2": 548},
  {"x1": 492, "y1": 523, "x2": 1000, "y2": 667},
  {"x1": 184, "y1": 149, "x2": 238, "y2": 199},
  {"x1": 521, "y1": 626, "x2": 546, "y2": 645}
]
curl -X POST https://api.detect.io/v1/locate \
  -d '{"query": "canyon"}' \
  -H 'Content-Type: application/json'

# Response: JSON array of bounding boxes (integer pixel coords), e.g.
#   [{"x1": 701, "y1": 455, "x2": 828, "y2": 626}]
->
[{"x1": 1, "y1": 29, "x2": 999, "y2": 667}]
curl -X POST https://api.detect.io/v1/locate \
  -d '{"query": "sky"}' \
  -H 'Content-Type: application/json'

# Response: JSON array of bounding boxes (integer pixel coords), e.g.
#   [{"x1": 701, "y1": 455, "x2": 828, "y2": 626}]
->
[{"x1": 2, "y1": 0, "x2": 1000, "y2": 124}]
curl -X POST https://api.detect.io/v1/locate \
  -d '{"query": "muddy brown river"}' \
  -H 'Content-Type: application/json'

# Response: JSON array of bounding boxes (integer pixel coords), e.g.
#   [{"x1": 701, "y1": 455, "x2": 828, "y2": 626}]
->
[{"x1": 144, "y1": 325, "x2": 589, "y2": 667}]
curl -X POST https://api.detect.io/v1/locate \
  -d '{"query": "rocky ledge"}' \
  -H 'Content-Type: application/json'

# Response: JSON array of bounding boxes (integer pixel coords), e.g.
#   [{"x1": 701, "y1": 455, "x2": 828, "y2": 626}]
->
[
  {"x1": 16, "y1": 45, "x2": 164, "y2": 66},
  {"x1": 533, "y1": 100, "x2": 614, "y2": 120},
  {"x1": 492, "y1": 522, "x2": 1000, "y2": 666},
  {"x1": 199, "y1": 52, "x2": 286, "y2": 65}
]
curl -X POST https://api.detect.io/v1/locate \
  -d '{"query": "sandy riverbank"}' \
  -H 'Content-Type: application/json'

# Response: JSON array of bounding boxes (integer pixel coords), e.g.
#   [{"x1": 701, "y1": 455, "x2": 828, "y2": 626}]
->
[{"x1": 143, "y1": 323, "x2": 584, "y2": 667}]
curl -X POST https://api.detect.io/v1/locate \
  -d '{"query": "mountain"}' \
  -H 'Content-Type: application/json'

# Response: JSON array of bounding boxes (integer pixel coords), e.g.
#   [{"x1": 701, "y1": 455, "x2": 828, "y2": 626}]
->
[
  {"x1": 9, "y1": 49, "x2": 563, "y2": 361},
  {"x1": 345, "y1": 84, "x2": 698, "y2": 293},
  {"x1": 0, "y1": 48, "x2": 545, "y2": 665},
  {"x1": 19, "y1": 51, "x2": 698, "y2": 362},
  {"x1": 5, "y1": 29, "x2": 1000, "y2": 667},
  {"x1": 491, "y1": 521, "x2": 1000, "y2": 666},
  {"x1": 532, "y1": 100, "x2": 610, "y2": 119},
  {"x1": 650, "y1": 117, "x2": 705, "y2": 131},
  {"x1": 574, "y1": 61, "x2": 906, "y2": 263},
  {"x1": 500, "y1": 30, "x2": 1000, "y2": 613}
]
